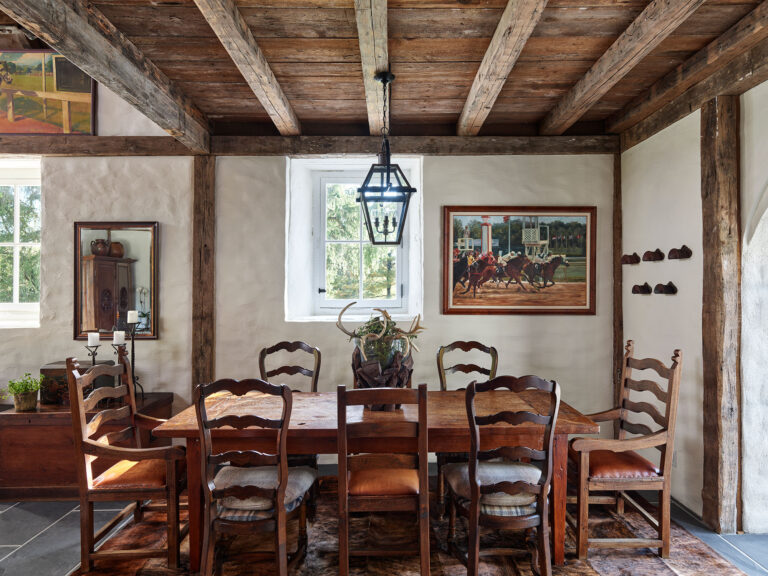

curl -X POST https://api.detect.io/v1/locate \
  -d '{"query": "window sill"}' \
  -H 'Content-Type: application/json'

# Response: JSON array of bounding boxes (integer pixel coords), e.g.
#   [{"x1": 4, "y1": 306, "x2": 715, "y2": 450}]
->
[
  {"x1": 0, "y1": 320, "x2": 40, "y2": 329},
  {"x1": 286, "y1": 313, "x2": 418, "y2": 323}
]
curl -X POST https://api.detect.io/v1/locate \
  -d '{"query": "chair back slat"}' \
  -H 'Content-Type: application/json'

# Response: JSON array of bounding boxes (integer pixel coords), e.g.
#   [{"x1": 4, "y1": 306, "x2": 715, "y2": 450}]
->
[
  {"x1": 83, "y1": 384, "x2": 128, "y2": 412},
  {"x1": 347, "y1": 421, "x2": 419, "y2": 439},
  {"x1": 343, "y1": 386, "x2": 419, "y2": 407},
  {"x1": 75, "y1": 363, "x2": 125, "y2": 388},
  {"x1": 621, "y1": 420, "x2": 655, "y2": 437},
  {"x1": 194, "y1": 377, "x2": 291, "y2": 520},
  {"x1": 259, "y1": 341, "x2": 321, "y2": 393},
  {"x1": 625, "y1": 378, "x2": 668, "y2": 402},
  {"x1": 481, "y1": 446, "x2": 546, "y2": 462},
  {"x1": 94, "y1": 426, "x2": 134, "y2": 447},
  {"x1": 86, "y1": 405, "x2": 132, "y2": 439},
  {"x1": 437, "y1": 341, "x2": 498, "y2": 391},
  {"x1": 626, "y1": 356, "x2": 673, "y2": 380},
  {"x1": 623, "y1": 399, "x2": 666, "y2": 428},
  {"x1": 475, "y1": 410, "x2": 550, "y2": 427},
  {"x1": 480, "y1": 480, "x2": 542, "y2": 496}
]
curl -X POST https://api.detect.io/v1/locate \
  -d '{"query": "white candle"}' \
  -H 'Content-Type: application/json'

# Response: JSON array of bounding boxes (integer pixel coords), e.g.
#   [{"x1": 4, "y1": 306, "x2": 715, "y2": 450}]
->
[
  {"x1": 113, "y1": 331, "x2": 126, "y2": 345},
  {"x1": 87, "y1": 332, "x2": 99, "y2": 346},
  {"x1": 126, "y1": 310, "x2": 139, "y2": 324}
]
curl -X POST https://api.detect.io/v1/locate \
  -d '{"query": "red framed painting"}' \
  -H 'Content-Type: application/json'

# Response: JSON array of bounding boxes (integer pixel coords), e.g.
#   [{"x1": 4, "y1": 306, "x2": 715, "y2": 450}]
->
[{"x1": 443, "y1": 206, "x2": 597, "y2": 315}]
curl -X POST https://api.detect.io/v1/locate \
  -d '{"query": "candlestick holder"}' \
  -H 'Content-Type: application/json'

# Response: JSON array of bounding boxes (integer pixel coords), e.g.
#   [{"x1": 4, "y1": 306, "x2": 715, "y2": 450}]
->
[
  {"x1": 111, "y1": 343, "x2": 126, "y2": 356},
  {"x1": 126, "y1": 321, "x2": 145, "y2": 400},
  {"x1": 84, "y1": 345, "x2": 100, "y2": 366}
]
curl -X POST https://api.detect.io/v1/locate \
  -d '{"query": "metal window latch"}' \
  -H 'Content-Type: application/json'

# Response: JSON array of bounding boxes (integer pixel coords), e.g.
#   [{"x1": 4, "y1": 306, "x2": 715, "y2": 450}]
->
[{"x1": 318, "y1": 288, "x2": 326, "y2": 294}]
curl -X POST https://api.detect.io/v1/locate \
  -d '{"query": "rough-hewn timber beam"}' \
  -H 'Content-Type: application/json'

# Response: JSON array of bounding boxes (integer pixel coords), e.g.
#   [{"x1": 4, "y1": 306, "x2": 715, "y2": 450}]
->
[
  {"x1": 701, "y1": 95, "x2": 741, "y2": 534},
  {"x1": 612, "y1": 152, "x2": 623, "y2": 437},
  {"x1": 609, "y1": 1, "x2": 768, "y2": 134},
  {"x1": 457, "y1": 0, "x2": 547, "y2": 136},
  {"x1": 540, "y1": 0, "x2": 705, "y2": 136},
  {"x1": 0, "y1": 0, "x2": 210, "y2": 153},
  {"x1": 354, "y1": 0, "x2": 388, "y2": 135},
  {"x1": 0, "y1": 135, "x2": 620, "y2": 156},
  {"x1": 621, "y1": 36, "x2": 768, "y2": 152},
  {"x1": 192, "y1": 0, "x2": 300, "y2": 136}
]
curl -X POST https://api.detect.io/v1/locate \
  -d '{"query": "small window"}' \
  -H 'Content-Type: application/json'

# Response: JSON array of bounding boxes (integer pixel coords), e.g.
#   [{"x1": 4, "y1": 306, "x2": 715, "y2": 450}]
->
[
  {"x1": 0, "y1": 159, "x2": 41, "y2": 328},
  {"x1": 314, "y1": 172, "x2": 407, "y2": 312}
]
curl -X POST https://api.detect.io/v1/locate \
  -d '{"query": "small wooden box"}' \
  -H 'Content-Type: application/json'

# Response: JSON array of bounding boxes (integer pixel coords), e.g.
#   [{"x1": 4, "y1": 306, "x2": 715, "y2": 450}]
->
[{"x1": 40, "y1": 359, "x2": 115, "y2": 405}]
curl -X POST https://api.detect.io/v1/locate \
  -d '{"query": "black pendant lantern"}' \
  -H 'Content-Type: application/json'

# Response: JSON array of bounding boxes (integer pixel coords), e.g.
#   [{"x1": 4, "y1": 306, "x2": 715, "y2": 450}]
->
[{"x1": 357, "y1": 71, "x2": 417, "y2": 246}]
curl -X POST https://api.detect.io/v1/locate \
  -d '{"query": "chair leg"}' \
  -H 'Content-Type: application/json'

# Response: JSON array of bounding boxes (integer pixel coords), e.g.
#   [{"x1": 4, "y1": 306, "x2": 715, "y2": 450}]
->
[
  {"x1": 437, "y1": 456, "x2": 445, "y2": 516},
  {"x1": 275, "y1": 513, "x2": 289, "y2": 576},
  {"x1": 200, "y1": 504, "x2": 216, "y2": 576},
  {"x1": 448, "y1": 495, "x2": 456, "y2": 541},
  {"x1": 167, "y1": 482, "x2": 180, "y2": 568},
  {"x1": 659, "y1": 488, "x2": 671, "y2": 558},
  {"x1": 467, "y1": 501, "x2": 480, "y2": 576},
  {"x1": 134, "y1": 499, "x2": 144, "y2": 523},
  {"x1": 298, "y1": 499, "x2": 308, "y2": 555},
  {"x1": 537, "y1": 524, "x2": 552, "y2": 576},
  {"x1": 577, "y1": 453, "x2": 589, "y2": 560},
  {"x1": 616, "y1": 492, "x2": 625, "y2": 515},
  {"x1": 419, "y1": 494, "x2": 430, "y2": 576},
  {"x1": 338, "y1": 501, "x2": 349, "y2": 576},
  {"x1": 80, "y1": 498, "x2": 94, "y2": 573}
]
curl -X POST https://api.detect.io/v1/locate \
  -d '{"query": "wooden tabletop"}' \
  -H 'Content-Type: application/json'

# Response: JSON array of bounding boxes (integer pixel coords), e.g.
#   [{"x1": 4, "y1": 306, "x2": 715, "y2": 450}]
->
[{"x1": 154, "y1": 390, "x2": 598, "y2": 444}]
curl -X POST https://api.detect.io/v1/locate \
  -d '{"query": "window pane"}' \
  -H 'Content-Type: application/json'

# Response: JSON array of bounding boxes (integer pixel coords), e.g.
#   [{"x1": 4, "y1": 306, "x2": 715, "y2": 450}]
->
[
  {"x1": 325, "y1": 242, "x2": 359, "y2": 300},
  {"x1": 19, "y1": 246, "x2": 40, "y2": 303},
  {"x1": 19, "y1": 186, "x2": 41, "y2": 243},
  {"x1": 0, "y1": 186, "x2": 13, "y2": 242},
  {"x1": 326, "y1": 183, "x2": 360, "y2": 241},
  {"x1": 0, "y1": 246, "x2": 12, "y2": 303},
  {"x1": 363, "y1": 244, "x2": 397, "y2": 300}
]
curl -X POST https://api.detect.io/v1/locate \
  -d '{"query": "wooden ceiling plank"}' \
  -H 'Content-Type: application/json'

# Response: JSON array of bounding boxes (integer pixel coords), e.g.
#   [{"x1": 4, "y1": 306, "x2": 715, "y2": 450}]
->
[
  {"x1": 608, "y1": 0, "x2": 768, "y2": 133},
  {"x1": 193, "y1": 0, "x2": 301, "y2": 135},
  {"x1": 456, "y1": 0, "x2": 548, "y2": 136},
  {"x1": 0, "y1": 0, "x2": 210, "y2": 153},
  {"x1": 539, "y1": 0, "x2": 705, "y2": 135},
  {"x1": 354, "y1": 0, "x2": 388, "y2": 135}
]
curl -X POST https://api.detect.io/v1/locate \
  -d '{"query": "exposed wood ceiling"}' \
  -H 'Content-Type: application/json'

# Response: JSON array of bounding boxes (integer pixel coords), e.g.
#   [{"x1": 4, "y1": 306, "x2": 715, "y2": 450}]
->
[{"x1": 0, "y1": 0, "x2": 765, "y2": 147}]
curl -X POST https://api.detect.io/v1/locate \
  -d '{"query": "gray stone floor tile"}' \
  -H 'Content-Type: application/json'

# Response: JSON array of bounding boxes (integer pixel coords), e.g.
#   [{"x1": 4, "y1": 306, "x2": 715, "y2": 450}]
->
[
  {"x1": 722, "y1": 534, "x2": 768, "y2": 573},
  {"x1": 0, "y1": 502, "x2": 76, "y2": 546}
]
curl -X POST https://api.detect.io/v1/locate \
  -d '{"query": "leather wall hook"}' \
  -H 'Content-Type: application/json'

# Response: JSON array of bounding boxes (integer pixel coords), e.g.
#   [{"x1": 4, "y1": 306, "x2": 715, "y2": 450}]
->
[
  {"x1": 654, "y1": 282, "x2": 678, "y2": 295},
  {"x1": 668, "y1": 245, "x2": 692, "y2": 259},
  {"x1": 642, "y1": 249, "x2": 665, "y2": 262},
  {"x1": 621, "y1": 252, "x2": 641, "y2": 265},
  {"x1": 632, "y1": 283, "x2": 652, "y2": 295}
]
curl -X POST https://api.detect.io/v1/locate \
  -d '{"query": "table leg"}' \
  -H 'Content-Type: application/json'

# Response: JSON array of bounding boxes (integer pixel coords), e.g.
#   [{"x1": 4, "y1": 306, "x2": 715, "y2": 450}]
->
[
  {"x1": 551, "y1": 433, "x2": 567, "y2": 565},
  {"x1": 186, "y1": 438, "x2": 203, "y2": 573}
]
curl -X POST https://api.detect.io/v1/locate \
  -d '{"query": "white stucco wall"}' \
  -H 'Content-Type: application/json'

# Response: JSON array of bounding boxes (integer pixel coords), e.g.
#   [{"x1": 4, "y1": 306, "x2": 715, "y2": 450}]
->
[
  {"x1": 621, "y1": 112, "x2": 704, "y2": 515},
  {"x1": 96, "y1": 86, "x2": 166, "y2": 137},
  {"x1": 215, "y1": 155, "x2": 615, "y2": 420},
  {"x1": 740, "y1": 80, "x2": 768, "y2": 533}
]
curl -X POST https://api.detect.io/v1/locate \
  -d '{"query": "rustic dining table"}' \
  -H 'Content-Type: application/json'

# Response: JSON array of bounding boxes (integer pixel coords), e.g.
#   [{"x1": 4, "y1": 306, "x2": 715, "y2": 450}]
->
[{"x1": 153, "y1": 389, "x2": 598, "y2": 571}]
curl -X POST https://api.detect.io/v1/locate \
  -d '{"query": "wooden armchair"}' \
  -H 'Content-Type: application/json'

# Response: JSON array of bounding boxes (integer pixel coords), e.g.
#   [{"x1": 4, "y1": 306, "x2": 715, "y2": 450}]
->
[
  {"x1": 445, "y1": 375, "x2": 561, "y2": 576},
  {"x1": 436, "y1": 340, "x2": 498, "y2": 512},
  {"x1": 568, "y1": 340, "x2": 682, "y2": 559},
  {"x1": 194, "y1": 377, "x2": 316, "y2": 576},
  {"x1": 337, "y1": 384, "x2": 430, "y2": 576},
  {"x1": 66, "y1": 348, "x2": 186, "y2": 573}
]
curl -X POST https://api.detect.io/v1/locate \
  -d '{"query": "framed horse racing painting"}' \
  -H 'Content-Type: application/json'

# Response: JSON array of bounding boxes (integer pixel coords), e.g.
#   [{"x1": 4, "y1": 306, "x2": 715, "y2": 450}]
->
[{"x1": 442, "y1": 206, "x2": 596, "y2": 315}]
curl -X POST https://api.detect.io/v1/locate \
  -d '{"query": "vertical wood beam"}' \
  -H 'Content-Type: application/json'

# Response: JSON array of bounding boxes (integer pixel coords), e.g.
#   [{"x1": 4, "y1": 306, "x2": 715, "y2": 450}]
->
[
  {"x1": 354, "y1": 0, "x2": 388, "y2": 135},
  {"x1": 701, "y1": 95, "x2": 741, "y2": 533},
  {"x1": 192, "y1": 155, "x2": 216, "y2": 391},
  {"x1": 613, "y1": 153, "x2": 623, "y2": 430}
]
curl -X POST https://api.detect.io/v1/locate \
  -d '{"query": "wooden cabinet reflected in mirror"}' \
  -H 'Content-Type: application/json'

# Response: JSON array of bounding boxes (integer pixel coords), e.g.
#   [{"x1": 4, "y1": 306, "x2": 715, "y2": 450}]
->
[{"x1": 74, "y1": 222, "x2": 158, "y2": 340}]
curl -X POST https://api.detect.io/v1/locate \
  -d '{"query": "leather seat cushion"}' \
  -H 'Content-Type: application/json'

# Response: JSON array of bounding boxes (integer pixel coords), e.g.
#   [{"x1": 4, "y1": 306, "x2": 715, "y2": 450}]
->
[
  {"x1": 92, "y1": 459, "x2": 167, "y2": 490},
  {"x1": 444, "y1": 461, "x2": 541, "y2": 507},
  {"x1": 214, "y1": 466, "x2": 317, "y2": 511},
  {"x1": 348, "y1": 468, "x2": 420, "y2": 496},
  {"x1": 587, "y1": 450, "x2": 660, "y2": 479}
]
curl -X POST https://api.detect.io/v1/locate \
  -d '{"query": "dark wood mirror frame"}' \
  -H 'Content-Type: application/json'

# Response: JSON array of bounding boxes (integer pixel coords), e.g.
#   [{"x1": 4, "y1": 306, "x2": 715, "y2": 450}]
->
[{"x1": 74, "y1": 221, "x2": 159, "y2": 340}]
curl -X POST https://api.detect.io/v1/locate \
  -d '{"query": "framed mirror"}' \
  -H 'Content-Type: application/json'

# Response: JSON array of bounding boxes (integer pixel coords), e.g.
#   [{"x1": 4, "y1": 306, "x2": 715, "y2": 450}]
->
[{"x1": 74, "y1": 222, "x2": 158, "y2": 340}]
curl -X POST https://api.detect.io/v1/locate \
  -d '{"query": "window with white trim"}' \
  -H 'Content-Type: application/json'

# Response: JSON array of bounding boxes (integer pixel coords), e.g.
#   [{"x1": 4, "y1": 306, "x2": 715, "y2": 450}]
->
[
  {"x1": 0, "y1": 158, "x2": 41, "y2": 328},
  {"x1": 285, "y1": 157, "x2": 423, "y2": 322}
]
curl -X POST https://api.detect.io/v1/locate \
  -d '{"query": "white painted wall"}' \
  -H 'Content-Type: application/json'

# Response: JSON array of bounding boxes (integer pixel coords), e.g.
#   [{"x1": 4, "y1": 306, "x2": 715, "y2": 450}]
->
[
  {"x1": 740, "y1": 80, "x2": 768, "y2": 532},
  {"x1": 215, "y1": 155, "x2": 614, "y2": 420},
  {"x1": 96, "y1": 86, "x2": 166, "y2": 137},
  {"x1": 621, "y1": 112, "x2": 704, "y2": 515}
]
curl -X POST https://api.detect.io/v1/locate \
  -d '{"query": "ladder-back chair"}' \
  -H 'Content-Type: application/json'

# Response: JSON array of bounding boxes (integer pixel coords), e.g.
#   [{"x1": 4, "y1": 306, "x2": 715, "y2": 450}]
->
[
  {"x1": 194, "y1": 378, "x2": 316, "y2": 576},
  {"x1": 66, "y1": 349, "x2": 185, "y2": 573},
  {"x1": 337, "y1": 384, "x2": 430, "y2": 576},
  {"x1": 568, "y1": 340, "x2": 682, "y2": 558},
  {"x1": 258, "y1": 341, "x2": 321, "y2": 393},
  {"x1": 445, "y1": 375, "x2": 561, "y2": 576}
]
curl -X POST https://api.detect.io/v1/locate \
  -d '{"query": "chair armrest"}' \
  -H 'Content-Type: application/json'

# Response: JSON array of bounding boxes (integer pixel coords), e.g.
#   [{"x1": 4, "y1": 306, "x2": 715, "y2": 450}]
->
[
  {"x1": 570, "y1": 431, "x2": 668, "y2": 454},
  {"x1": 83, "y1": 439, "x2": 186, "y2": 462},
  {"x1": 134, "y1": 413, "x2": 167, "y2": 431},
  {"x1": 584, "y1": 407, "x2": 622, "y2": 422}
]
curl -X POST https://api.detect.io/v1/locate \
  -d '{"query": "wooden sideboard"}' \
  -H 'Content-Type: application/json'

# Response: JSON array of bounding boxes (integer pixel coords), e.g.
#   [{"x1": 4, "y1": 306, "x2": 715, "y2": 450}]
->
[{"x1": 0, "y1": 392, "x2": 173, "y2": 501}]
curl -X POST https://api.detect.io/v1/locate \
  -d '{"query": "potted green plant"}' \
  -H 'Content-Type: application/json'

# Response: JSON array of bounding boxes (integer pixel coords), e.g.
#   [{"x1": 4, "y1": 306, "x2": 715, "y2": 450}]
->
[{"x1": 2, "y1": 373, "x2": 43, "y2": 412}]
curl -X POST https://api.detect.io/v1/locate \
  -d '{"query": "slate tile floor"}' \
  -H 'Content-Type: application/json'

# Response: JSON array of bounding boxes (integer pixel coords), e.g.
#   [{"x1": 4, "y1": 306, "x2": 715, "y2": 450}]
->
[{"x1": 0, "y1": 497, "x2": 765, "y2": 576}]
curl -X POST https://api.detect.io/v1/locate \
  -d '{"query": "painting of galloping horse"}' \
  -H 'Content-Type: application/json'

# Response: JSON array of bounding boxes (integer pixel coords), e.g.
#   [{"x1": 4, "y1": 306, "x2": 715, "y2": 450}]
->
[
  {"x1": 443, "y1": 206, "x2": 596, "y2": 315},
  {"x1": 0, "y1": 50, "x2": 95, "y2": 135}
]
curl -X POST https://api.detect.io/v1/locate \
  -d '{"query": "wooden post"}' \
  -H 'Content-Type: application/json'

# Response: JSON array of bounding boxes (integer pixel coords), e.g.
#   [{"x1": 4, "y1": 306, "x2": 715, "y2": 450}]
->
[
  {"x1": 700, "y1": 95, "x2": 741, "y2": 533},
  {"x1": 613, "y1": 153, "x2": 623, "y2": 431},
  {"x1": 192, "y1": 155, "x2": 216, "y2": 392}
]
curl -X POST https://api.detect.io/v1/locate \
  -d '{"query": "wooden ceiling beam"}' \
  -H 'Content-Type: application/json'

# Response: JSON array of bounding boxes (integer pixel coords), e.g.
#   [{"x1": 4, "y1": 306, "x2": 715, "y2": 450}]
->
[
  {"x1": 0, "y1": 135, "x2": 619, "y2": 156},
  {"x1": 354, "y1": 0, "x2": 389, "y2": 135},
  {"x1": 540, "y1": 0, "x2": 705, "y2": 136},
  {"x1": 608, "y1": 1, "x2": 768, "y2": 134},
  {"x1": 457, "y1": 0, "x2": 548, "y2": 136},
  {"x1": 193, "y1": 0, "x2": 300, "y2": 136},
  {"x1": 0, "y1": 0, "x2": 210, "y2": 153}
]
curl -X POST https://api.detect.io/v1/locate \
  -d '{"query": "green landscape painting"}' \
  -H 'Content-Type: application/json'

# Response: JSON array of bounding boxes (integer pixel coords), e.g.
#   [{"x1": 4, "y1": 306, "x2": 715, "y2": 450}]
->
[{"x1": 0, "y1": 51, "x2": 94, "y2": 135}]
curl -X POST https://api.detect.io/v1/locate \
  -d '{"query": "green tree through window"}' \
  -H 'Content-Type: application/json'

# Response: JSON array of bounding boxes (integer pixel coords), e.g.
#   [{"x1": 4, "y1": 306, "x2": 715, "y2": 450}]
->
[{"x1": 0, "y1": 184, "x2": 41, "y2": 305}]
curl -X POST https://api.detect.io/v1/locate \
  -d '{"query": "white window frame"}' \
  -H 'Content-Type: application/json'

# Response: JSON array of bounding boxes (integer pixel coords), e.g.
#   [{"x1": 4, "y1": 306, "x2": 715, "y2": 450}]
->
[
  {"x1": 0, "y1": 168, "x2": 42, "y2": 329},
  {"x1": 313, "y1": 170, "x2": 409, "y2": 314}
]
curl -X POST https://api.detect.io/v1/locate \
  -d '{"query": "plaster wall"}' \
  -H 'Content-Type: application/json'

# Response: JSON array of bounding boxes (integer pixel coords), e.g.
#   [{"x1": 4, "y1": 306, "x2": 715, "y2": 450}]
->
[
  {"x1": 740, "y1": 80, "x2": 768, "y2": 532},
  {"x1": 621, "y1": 112, "x2": 704, "y2": 514},
  {"x1": 215, "y1": 155, "x2": 614, "y2": 419}
]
